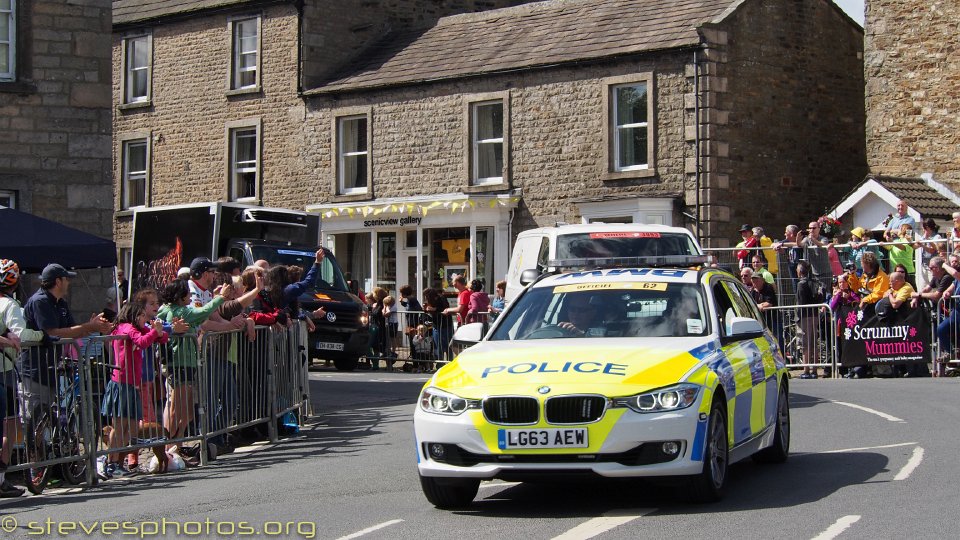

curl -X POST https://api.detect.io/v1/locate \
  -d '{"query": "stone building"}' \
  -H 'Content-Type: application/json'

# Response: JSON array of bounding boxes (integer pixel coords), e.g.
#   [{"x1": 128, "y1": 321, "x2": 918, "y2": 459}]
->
[
  {"x1": 1, "y1": 0, "x2": 113, "y2": 315},
  {"x1": 112, "y1": 0, "x2": 866, "y2": 298},
  {"x1": 864, "y1": 0, "x2": 960, "y2": 189}
]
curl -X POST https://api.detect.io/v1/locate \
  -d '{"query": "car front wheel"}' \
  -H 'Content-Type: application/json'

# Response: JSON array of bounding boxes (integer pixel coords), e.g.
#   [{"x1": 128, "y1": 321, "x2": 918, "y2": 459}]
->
[
  {"x1": 687, "y1": 399, "x2": 728, "y2": 503},
  {"x1": 419, "y1": 475, "x2": 480, "y2": 509}
]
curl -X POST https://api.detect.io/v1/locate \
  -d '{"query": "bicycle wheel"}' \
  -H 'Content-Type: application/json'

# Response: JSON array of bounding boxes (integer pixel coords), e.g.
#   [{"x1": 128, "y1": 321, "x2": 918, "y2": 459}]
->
[
  {"x1": 60, "y1": 412, "x2": 87, "y2": 485},
  {"x1": 26, "y1": 414, "x2": 53, "y2": 495}
]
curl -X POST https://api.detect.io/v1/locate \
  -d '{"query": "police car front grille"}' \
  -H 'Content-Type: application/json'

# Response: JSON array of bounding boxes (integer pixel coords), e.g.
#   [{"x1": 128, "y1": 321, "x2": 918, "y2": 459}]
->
[
  {"x1": 483, "y1": 397, "x2": 539, "y2": 425},
  {"x1": 545, "y1": 396, "x2": 607, "y2": 424}
]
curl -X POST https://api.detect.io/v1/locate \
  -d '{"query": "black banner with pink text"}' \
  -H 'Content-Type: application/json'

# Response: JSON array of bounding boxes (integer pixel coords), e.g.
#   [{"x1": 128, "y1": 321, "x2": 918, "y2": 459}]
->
[{"x1": 838, "y1": 305, "x2": 931, "y2": 366}]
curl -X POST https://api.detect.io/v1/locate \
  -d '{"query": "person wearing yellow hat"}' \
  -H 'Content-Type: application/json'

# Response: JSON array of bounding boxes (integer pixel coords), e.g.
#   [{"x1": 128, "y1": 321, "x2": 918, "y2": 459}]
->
[{"x1": 847, "y1": 226, "x2": 879, "y2": 275}]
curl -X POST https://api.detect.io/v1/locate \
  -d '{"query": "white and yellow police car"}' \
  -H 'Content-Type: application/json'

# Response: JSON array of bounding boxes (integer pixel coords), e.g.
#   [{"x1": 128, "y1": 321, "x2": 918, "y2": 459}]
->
[{"x1": 414, "y1": 256, "x2": 789, "y2": 508}]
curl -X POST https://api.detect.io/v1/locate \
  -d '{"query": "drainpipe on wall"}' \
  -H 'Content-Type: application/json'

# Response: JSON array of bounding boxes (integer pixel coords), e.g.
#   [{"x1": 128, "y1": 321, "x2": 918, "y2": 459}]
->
[{"x1": 693, "y1": 48, "x2": 703, "y2": 244}]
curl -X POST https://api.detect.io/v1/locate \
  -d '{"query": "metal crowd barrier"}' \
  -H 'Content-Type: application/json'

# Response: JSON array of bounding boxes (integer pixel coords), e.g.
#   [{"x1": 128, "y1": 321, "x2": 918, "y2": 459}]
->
[
  {"x1": 6, "y1": 323, "x2": 310, "y2": 493},
  {"x1": 933, "y1": 296, "x2": 960, "y2": 376},
  {"x1": 365, "y1": 308, "x2": 470, "y2": 371},
  {"x1": 763, "y1": 303, "x2": 838, "y2": 377}
]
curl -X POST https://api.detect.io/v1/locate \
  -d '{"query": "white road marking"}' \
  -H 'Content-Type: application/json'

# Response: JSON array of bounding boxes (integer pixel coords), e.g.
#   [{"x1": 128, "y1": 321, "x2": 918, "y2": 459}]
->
[
  {"x1": 551, "y1": 509, "x2": 655, "y2": 540},
  {"x1": 810, "y1": 515, "x2": 861, "y2": 540},
  {"x1": 816, "y1": 441, "x2": 918, "y2": 454},
  {"x1": 830, "y1": 400, "x2": 905, "y2": 422},
  {"x1": 335, "y1": 519, "x2": 404, "y2": 540},
  {"x1": 894, "y1": 446, "x2": 924, "y2": 480}
]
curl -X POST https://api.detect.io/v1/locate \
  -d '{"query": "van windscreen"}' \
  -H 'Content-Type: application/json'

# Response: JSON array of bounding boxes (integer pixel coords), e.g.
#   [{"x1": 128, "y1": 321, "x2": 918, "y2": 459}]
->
[{"x1": 556, "y1": 232, "x2": 700, "y2": 259}]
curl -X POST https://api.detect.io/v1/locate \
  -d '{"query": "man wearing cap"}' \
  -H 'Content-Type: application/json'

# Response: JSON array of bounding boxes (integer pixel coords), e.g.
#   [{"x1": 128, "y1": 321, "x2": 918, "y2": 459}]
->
[
  {"x1": 749, "y1": 271, "x2": 782, "y2": 354},
  {"x1": 735, "y1": 224, "x2": 759, "y2": 269},
  {"x1": 20, "y1": 264, "x2": 113, "y2": 445}
]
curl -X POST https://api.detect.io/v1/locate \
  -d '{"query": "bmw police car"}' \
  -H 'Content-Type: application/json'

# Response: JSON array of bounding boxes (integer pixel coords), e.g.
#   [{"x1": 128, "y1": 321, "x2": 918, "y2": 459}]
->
[{"x1": 414, "y1": 256, "x2": 789, "y2": 508}]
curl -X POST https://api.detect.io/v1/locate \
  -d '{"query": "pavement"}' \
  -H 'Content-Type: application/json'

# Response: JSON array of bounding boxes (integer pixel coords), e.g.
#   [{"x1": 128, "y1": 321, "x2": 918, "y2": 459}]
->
[{"x1": 0, "y1": 369, "x2": 954, "y2": 539}]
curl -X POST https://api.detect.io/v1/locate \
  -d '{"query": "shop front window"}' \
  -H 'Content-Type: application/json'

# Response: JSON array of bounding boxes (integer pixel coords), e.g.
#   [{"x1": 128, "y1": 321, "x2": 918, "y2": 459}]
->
[
  {"x1": 426, "y1": 228, "x2": 470, "y2": 296},
  {"x1": 377, "y1": 232, "x2": 396, "y2": 296},
  {"x1": 333, "y1": 232, "x2": 371, "y2": 295}
]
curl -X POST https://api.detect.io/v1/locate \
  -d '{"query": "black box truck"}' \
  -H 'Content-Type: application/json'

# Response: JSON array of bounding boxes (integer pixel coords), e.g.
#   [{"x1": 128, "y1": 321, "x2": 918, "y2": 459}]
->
[{"x1": 131, "y1": 202, "x2": 368, "y2": 370}]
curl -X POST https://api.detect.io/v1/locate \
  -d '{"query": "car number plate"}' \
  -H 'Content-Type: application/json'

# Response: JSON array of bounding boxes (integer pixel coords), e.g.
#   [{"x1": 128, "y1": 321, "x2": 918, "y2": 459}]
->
[
  {"x1": 316, "y1": 341, "x2": 344, "y2": 351},
  {"x1": 497, "y1": 428, "x2": 588, "y2": 449}
]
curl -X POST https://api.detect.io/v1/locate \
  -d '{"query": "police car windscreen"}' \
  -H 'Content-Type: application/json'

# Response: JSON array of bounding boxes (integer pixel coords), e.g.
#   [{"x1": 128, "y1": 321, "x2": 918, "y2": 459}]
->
[
  {"x1": 489, "y1": 282, "x2": 709, "y2": 340},
  {"x1": 556, "y1": 232, "x2": 699, "y2": 259}
]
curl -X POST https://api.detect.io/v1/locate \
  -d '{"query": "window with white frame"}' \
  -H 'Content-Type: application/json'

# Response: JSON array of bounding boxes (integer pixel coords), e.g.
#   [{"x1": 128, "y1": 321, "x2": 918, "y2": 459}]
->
[
  {"x1": 612, "y1": 82, "x2": 649, "y2": 171},
  {"x1": 0, "y1": 189, "x2": 15, "y2": 209},
  {"x1": 121, "y1": 139, "x2": 148, "y2": 209},
  {"x1": 0, "y1": 0, "x2": 15, "y2": 82},
  {"x1": 231, "y1": 17, "x2": 259, "y2": 90},
  {"x1": 338, "y1": 115, "x2": 368, "y2": 194},
  {"x1": 471, "y1": 100, "x2": 504, "y2": 185},
  {"x1": 123, "y1": 34, "x2": 151, "y2": 104},
  {"x1": 229, "y1": 127, "x2": 258, "y2": 201}
]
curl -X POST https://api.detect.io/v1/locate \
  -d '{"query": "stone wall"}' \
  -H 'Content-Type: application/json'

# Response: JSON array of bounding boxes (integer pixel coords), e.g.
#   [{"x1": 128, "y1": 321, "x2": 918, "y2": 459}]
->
[
  {"x1": 112, "y1": 4, "x2": 309, "y2": 247},
  {"x1": 0, "y1": 0, "x2": 113, "y2": 317},
  {"x1": 703, "y1": 0, "x2": 867, "y2": 246},
  {"x1": 301, "y1": 0, "x2": 536, "y2": 89},
  {"x1": 865, "y1": 0, "x2": 960, "y2": 189},
  {"x1": 304, "y1": 54, "x2": 695, "y2": 234}
]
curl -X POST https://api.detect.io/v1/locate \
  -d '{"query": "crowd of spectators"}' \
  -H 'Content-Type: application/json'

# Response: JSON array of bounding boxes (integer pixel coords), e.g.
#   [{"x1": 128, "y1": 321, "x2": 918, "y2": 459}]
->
[
  {"x1": 732, "y1": 200, "x2": 960, "y2": 379},
  {"x1": 0, "y1": 250, "x2": 326, "y2": 496}
]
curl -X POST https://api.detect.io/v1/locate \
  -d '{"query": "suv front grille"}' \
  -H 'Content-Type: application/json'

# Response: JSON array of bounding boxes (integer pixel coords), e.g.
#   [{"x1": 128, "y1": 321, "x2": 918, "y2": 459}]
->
[
  {"x1": 483, "y1": 397, "x2": 538, "y2": 424},
  {"x1": 545, "y1": 396, "x2": 607, "y2": 424}
]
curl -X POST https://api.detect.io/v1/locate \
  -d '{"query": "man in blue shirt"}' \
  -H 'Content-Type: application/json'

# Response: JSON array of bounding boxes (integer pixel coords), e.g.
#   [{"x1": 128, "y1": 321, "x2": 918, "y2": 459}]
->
[
  {"x1": 884, "y1": 200, "x2": 917, "y2": 242},
  {"x1": 19, "y1": 264, "x2": 112, "y2": 437}
]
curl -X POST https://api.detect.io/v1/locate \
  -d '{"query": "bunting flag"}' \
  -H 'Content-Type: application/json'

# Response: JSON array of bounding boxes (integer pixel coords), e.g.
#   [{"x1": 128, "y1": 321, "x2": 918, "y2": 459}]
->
[{"x1": 317, "y1": 196, "x2": 521, "y2": 219}]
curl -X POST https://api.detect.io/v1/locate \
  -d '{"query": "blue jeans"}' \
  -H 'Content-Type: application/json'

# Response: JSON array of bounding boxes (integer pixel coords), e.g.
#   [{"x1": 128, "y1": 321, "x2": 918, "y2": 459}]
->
[{"x1": 937, "y1": 310, "x2": 959, "y2": 356}]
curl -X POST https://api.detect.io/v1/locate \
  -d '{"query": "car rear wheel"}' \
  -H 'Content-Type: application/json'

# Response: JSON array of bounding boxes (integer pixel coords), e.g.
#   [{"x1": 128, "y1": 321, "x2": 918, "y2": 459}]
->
[
  {"x1": 687, "y1": 399, "x2": 728, "y2": 503},
  {"x1": 333, "y1": 356, "x2": 359, "y2": 371},
  {"x1": 419, "y1": 475, "x2": 480, "y2": 509},
  {"x1": 753, "y1": 382, "x2": 790, "y2": 464}
]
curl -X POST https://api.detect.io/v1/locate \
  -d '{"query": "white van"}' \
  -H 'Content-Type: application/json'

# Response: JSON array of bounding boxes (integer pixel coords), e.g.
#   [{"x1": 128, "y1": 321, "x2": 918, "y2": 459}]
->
[{"x1": 504, "y1": 223, "x2": 703, "y2": 301}]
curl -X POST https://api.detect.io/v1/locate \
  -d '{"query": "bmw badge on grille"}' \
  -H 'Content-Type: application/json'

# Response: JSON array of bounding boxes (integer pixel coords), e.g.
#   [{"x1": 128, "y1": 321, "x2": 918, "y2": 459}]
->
[
  {"x1": 326, "y1": 311, "x2": 337, "y2": 323},
  {"x1": 538, "y1": 386, "x2": 551, "y2": 394}
]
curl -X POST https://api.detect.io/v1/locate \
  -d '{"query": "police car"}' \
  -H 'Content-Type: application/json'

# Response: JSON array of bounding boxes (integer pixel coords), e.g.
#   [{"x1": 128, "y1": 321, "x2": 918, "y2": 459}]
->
[{"x1": 414, "y1": 256, "x2": 789, "y2": 508}]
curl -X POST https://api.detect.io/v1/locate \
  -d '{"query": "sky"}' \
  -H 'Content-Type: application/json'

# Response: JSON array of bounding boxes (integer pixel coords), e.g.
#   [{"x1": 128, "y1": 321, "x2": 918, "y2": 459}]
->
[{"x1": 834, "y1": 0, "x2": 865, "y2": 26}]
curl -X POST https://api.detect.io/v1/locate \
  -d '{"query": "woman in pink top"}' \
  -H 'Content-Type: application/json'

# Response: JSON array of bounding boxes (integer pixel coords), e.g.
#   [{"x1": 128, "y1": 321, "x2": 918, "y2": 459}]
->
[
  {"x1": 98, "y1": 301, "x2": 167, "y2": 479},
  {"x1": 466, "y1": 279, "x2": 490, "y2": 324}
]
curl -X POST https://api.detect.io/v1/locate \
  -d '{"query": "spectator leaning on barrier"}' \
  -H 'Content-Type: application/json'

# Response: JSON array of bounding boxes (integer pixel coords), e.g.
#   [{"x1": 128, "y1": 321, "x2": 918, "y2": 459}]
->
[
  {"x1": 20, "y1": 264, "x2": 113, "y2": 451},
  {"x1": 914, "y1": 218, "x2": 944, "y2": 291},
  {"x1": 858, "y1": 252, "x2": 890, "y2": 315},
  {"x1": 0, "y1": 259, "x2": 42, "y2": 498},
  {"x1": 884, "y1": 200, "x2": 916, "y2": 242},
  {"x1": 750, "y1": 255, "x2": 775, "y2": 286},
  {"x1": 735, "y1": 224, "x2": 759, "y2": 269},
  {"x1": 157, "y1": 279, "x2": 227, "y2": 456},
  {"x1": 490, "y1": 280, "x2": 506, "y2": 321},
  {"x1": 948, "y1": 212, "x2": 960, "y2": 252},
  {"x1": 848, "y1": 227, "x2": 880, "y2": 274},
  {"x1": 774, "y1": 225, "x2": 803, "y2": 283},
  {"x1": 883, "y1": 223, "x2": 915, "y2": 277},
  {"x1": 795, "y1": 261, "x2": 821, "y2": 379},
  {"x1": 911, "y1": 256, "x2": 952, "y2": 310},
  {"x1": 466, "y1": 280, "x2": 490, "y2": 324},
  {"x1": 754, "y1": 227, "x2": 778, "y2": 275},
  {"x1": 739, "y1": 267, "x2": 755, "y2": 290}
]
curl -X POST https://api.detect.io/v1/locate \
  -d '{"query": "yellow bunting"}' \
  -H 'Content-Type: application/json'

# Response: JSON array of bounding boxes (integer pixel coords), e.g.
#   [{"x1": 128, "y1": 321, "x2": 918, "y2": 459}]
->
[{"x1": 347, "y1": 208, "x2": 355, "y2": 217}]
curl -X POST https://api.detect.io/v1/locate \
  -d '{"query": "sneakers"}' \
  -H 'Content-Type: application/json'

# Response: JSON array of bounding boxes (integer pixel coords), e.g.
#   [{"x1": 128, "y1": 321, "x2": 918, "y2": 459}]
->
[
  {"x1": 96, "y1": 456, "x2": 112, "y2": 480},
  {"x1": 0, "y1": 480, "x2": 24, "y2": 498},
  {"x1": 799, "y1": 372, "x2": 817, "y2": 380},
  {"x1": 112, "y1": 464, "x2": 139, "y2": 478}
]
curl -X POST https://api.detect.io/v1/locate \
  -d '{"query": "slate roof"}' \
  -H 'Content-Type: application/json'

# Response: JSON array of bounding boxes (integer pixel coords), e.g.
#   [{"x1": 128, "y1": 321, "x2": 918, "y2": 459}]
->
[
  {"x1": 871, "y1": 175, "x2": 960, "y2": 219},
  {"x1": 307, "y1": 0, "x2": 738, "y2": 95},
  {"x1": 113, "y1": 0, "x2": 272, "y2": 26}
]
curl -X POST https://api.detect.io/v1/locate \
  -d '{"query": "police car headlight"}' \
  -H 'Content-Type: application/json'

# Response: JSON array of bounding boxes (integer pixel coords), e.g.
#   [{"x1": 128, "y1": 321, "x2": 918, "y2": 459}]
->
[
  {"x1": 613, "y1": 384, "x2": 700, "y2": 414},
  {"x1": 419, "y1": 387, "x2": 481, "y2": 416}
]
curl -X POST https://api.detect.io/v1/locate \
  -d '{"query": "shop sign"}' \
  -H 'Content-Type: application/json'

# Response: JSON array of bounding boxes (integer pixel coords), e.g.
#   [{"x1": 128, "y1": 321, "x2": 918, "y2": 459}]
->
[{"x1": 362, "y1": 216, "x2": 423, "y2": 228}]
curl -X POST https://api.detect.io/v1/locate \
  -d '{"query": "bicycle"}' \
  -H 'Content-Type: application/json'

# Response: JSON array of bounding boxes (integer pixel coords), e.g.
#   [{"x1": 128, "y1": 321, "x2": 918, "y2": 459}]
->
[{"x1": 20, "y1": 357, "x2": 90, "y2": 494}]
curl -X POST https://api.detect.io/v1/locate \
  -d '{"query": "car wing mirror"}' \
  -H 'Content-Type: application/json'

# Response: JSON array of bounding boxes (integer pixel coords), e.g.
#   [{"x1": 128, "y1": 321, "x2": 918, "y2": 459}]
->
[
  {"x1": 726, "y1": 316, "x2": 763, "y2": 337},
  {"x1": 520, "y1": 269, "x2": 540, "y2": 286}
]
